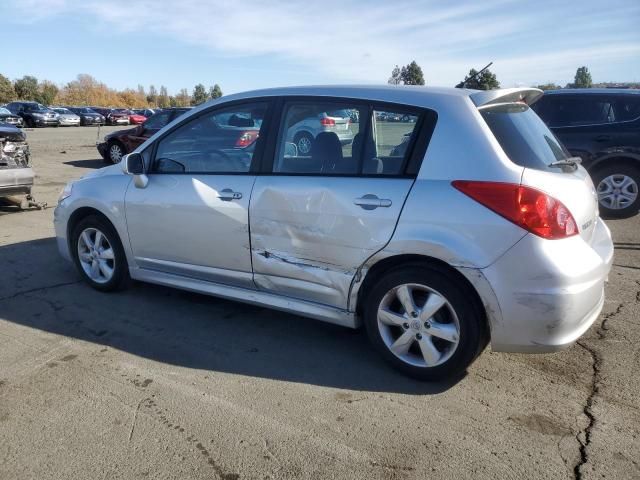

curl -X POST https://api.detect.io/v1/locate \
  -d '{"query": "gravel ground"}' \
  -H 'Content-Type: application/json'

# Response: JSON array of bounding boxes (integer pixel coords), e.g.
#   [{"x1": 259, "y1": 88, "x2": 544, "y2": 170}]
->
[{"x1": 0, "y1": 126, "x2": 638, "y2": 480}]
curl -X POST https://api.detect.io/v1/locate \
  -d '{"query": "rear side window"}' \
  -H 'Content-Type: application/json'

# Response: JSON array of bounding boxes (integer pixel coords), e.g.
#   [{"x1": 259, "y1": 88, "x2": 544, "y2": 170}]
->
[
  {"x1": 533, "y1": 96, "x2": 615, "y2": 127},
  {"x1": 614, "y1": 96, "x2": 640, "y2": 122},
  {"x1": 481, "y1": 104, "x2": 568, "y2": 171}
]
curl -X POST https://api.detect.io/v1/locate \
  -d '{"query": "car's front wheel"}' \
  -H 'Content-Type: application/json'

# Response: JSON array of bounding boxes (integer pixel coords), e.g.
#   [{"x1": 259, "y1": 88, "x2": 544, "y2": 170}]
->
[
  {"x1": 593, "y1": 163, "x2": 640, "y2": 218},
  {"x1": 363, "y1": 265, "x2": 486, "y2": 381},
  {"x1": 108, "y1": 142, "x2": 126, "y2": 164},
  {"x1": 71, "y1": 215, "x2": 130, "y2": 292}
]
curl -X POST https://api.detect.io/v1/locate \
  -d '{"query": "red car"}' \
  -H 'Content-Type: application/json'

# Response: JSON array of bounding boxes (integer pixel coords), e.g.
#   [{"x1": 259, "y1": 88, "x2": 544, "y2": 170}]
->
[{"x1": 116, "y1": 109, "x2": 146, "y2": 125}]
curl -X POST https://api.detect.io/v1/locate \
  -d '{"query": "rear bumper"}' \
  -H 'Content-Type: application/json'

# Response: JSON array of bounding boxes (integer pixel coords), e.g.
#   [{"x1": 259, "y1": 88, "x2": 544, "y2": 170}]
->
[{"x1": 479, "y1": 217, "x2": 614, "y2": 353}]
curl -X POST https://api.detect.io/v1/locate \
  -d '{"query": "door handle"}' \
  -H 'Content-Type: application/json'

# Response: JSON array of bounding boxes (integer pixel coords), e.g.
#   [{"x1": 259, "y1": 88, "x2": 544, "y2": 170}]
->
[
  {"x1": 218, "y1": 188, "x2": 242, "y2": 201},
  {"x1": 595, "y1": 135, "x2": 611, "y2": 142},
  {"x1": 354, "y1": 194, "x2": 392, "y2": 210}
]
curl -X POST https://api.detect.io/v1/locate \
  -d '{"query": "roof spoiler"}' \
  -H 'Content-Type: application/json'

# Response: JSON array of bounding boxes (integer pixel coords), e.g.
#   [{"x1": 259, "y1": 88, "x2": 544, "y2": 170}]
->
[{"x1": 470, "y1": 88, "x2": 544, "y2": 108}]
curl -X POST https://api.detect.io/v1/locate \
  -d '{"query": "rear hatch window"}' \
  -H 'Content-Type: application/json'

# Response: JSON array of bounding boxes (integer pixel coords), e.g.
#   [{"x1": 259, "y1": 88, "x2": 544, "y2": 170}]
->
[{"x1": 480, "y1": 103, "x2": 569, "y2": 171}]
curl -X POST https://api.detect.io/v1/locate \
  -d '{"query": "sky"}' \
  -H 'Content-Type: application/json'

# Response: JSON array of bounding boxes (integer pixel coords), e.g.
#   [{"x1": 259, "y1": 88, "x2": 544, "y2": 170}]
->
[{"x1": 2, "y1": 0, "x2": 639, "y2": 95}]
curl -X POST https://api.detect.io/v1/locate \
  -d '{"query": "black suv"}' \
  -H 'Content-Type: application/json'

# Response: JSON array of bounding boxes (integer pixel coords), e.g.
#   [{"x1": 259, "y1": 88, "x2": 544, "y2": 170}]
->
[
  {"x1": 5, "y1": 101, "x2": 60, "y2": 128},
  {"x1": 532, "y1": 89, "x2": 640, "y2": 218}
]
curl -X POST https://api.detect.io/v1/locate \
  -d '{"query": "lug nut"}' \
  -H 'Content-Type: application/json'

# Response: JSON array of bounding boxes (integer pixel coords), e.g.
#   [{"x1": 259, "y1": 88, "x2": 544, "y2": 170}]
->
[
  {"x1": 410, "y1": 311, "x2": 418, "y2": 318},
  {"x1": 416, "y1": 333, "x2": 422, "y2": 340},
  {"x1": 424, "y1": 322, "x2": 431, "y2": 329},
  {"x1": 402, "y1": 323, "x2": 410, "y2": 329}
]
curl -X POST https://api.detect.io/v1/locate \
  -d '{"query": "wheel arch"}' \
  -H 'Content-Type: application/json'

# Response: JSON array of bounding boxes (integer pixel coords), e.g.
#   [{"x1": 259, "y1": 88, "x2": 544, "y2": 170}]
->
[
  {"x1": 353, "y1": 253, "x2": 491, "y2": 339},
  {"x1": 588, "y1": 154, "x2": 640, "y2": 173}
]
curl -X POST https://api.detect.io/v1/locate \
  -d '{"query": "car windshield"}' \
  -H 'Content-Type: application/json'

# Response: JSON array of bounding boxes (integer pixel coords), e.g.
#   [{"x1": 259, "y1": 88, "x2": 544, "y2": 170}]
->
[
  {"x1": 75, "y1": 107, "x2": 94, "y2": 113},
  {"x1": 25, "y1": 103, "x2": 49, "y2": 112},
  {"x1": 481, "y1": 103, "x2": 570, "y2": 171},
  {"x1": 0, "y1": 107, "x2": 11, "y2": 115},
  {"x1": 54, "y1": 108, "x2": 72, "y2": 114}
]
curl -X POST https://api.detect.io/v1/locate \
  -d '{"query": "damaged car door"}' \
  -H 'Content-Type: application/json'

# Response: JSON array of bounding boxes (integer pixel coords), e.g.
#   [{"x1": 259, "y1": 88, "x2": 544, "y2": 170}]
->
[
  {"x1": 249, "y1": 98, "x2": 432, "y2": 309},
  {"x1": 124, "y1": 101, "x2": 271, "y2": 288}
]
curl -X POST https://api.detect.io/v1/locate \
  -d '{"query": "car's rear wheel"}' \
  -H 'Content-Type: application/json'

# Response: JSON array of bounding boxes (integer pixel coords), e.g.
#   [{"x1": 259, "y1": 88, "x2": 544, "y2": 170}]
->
[
  {"x1": 108, "y1": 142, "x2": 125, "y2": 164},
  {"x1": 592, "y1": 163, "x2": 640, "y2": 218},
  {"x1": 294, "y1": 132, "x2": 314, "y2": 155},
  {"x1": 363, "y1": 265, "x2": 485, "y2": 381},
  {"x1": 71, "y1": 215, "x2": 130, "y2": 292}
]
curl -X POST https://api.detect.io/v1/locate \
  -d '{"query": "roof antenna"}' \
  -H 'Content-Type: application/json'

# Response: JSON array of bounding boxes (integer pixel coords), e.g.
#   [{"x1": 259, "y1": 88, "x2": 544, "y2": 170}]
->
[{"x1": 456, "y1": 62, "x2": 493, "y2": 89}]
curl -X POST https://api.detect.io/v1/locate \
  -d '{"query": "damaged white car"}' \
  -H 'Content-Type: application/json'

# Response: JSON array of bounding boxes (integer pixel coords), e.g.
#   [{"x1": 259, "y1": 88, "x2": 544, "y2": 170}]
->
[
  {"x1": 0, "y1": 125, "x2": 44, "y2": 209},
  {"x1": 54, "y1": 86, "x2": 614, "y2": 380}
]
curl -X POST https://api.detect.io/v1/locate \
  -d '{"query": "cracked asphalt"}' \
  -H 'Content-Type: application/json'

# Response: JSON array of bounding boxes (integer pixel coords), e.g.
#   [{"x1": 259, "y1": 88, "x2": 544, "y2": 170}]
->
[{"x1": 1, "y1": 126, "x2": 639, "y2": 479}]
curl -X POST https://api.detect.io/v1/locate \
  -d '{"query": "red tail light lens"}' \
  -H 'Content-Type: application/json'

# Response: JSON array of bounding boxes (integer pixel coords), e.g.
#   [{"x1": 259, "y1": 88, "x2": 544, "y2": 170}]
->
[
  {"x1": 235, "y1": 131, "x2": 258, "y2": 147},
  {"x1": 320, "y1": 117, "x2": 335, "y2": 126},
  {"x1": 452, "y1": 181, "x2": 578, "y2": 239}
]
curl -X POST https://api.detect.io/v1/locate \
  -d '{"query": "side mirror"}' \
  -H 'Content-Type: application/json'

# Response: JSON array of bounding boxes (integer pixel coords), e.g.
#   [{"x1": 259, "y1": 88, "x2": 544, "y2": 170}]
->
[{"x1": 122, "y1": 152, "x2": 148, "y2": 188}]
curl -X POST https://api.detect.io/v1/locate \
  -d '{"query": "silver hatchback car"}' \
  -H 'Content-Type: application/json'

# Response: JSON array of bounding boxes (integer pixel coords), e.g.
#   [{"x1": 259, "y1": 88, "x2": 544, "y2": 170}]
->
[{"x1": 54, "y1": 85, "x2": 613, "y2": 380}]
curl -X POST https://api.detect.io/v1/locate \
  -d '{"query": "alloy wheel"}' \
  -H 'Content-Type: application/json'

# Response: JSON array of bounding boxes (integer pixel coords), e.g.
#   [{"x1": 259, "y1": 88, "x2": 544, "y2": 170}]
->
[
  {"x1": 377, "y1": 283, "x2": 460, "y2": 368},
  {"x1": 597, "y1": 174, "x2": 638, "y2": 210},
  {"x1": 77, "y1": 227, "x2": 115, "y2": 284},
  {"x1": 109, "y1": 144, "x2": 124, "y2": 163},
  {"x1": 297, "y1": 135, "x2": 312, "y2": 155}
]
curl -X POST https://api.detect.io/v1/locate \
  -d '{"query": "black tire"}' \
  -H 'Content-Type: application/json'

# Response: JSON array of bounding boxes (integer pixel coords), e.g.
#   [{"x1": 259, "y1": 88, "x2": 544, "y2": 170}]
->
[
  {"x1": 591, "y1": 163, "x2": 640, "y2": 219},
  {"x1": 293, "y1": 131, "x2": 314, "y2": 155},
  {"x1": 70, "y1": 215, "x2": 130, "y2": 292},
  {"x1": 26, "y1": 117, "x2": 35, "y2": 128},
  {"x1": 107, "y1": 141, "x2": 126, "y2": 164},
  {"x1": 362, "y1": 265, "x2": 486, "y2": 381}
]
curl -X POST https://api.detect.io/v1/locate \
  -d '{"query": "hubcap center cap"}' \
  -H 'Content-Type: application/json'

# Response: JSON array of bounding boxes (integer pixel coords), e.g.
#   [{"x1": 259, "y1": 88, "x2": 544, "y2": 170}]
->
[{"x1": 410, "y1": 320, "x2": 421, "y2": 330}]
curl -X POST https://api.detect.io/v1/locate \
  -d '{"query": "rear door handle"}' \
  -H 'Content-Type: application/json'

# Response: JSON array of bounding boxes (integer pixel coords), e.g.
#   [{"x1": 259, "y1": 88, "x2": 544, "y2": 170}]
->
[
  {"x1": 354, "y1": 194, "x2": 392, "y2": 210},
  {"x1": 218, "y1": 188, "x2": 242, "y2": 201}
]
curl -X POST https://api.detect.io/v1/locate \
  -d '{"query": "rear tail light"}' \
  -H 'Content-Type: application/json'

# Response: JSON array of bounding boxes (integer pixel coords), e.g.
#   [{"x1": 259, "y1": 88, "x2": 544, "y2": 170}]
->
[
  {"x1": 452, "y1": 181, "x2": 577, "y2": 239},
  {"x1": 235, "y1": 131, "x2": 258, "y2": 147},
  {"x1": 320, "y1": 117, "x2": 335, "y2": 126}
]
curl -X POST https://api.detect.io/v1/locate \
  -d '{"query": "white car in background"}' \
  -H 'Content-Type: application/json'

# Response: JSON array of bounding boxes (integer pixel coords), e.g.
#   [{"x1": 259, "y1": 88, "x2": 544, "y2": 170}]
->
[{"x1": 52, "y1": 107, "x2": 81, "y2": 127}]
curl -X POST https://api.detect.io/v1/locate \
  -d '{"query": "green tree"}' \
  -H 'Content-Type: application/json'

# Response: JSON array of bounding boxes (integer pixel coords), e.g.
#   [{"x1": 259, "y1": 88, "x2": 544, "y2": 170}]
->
[
  {"x1": 0, "y1": 74, "x2": 16, "y2": 103},
  {"x1": 535, "y1": 83, "x2": 561, "y2": 91},
  {"x1": 388, "y1": 65, "x2": 402, "y2": 85},
  {"x1": 209, "y1": 84, "x2": 223, "y2": 99},
  {"x1": 459, "y1": 67, "x2": 500, "y2": 90},
  {"x1": 35, "y1": 80, "x2": 59, "y2": 105},
  {"x1": 175, "y1": 88, "x2": 190, "y2": 107},
  {"x1": 14, "y1": 75, "x2": 39, "y2": 100},
  {"x1": 573, "y1": 66, "x2": 592, "y2": 88},
  {"x1": 400, "y1": 61, "x2": 425, "y2": 86},
  {"x1": 191, "y1": 83, "x2": 208, "y2": 105}
]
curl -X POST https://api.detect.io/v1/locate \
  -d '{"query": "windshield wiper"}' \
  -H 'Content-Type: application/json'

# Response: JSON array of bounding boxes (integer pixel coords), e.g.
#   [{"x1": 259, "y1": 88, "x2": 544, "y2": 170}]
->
[{"x1": 549, "y1": 156, "x2": 582, "y2": 169}]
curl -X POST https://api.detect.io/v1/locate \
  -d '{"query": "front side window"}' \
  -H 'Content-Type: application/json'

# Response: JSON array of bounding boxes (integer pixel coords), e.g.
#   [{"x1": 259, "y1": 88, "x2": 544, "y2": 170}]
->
[{"x1": 152, "y1": 102, "x2": 267, "y2": 174}]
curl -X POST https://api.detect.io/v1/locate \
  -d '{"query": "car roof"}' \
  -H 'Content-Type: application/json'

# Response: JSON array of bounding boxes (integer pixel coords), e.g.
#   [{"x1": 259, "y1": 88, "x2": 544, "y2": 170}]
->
[
  {"x1": 544, "y1": 88, "x2": 640, "y2": 96},
  {"x1": 199, "y1": 85, "x2": 542, "y2": 110}
]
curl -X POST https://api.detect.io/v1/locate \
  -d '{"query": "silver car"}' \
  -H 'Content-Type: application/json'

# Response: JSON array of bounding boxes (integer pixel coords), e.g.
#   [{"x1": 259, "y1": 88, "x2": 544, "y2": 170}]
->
[
  {"x1": 54, "y1": 86, "x2": 613, "y2": 380},
  {"x1": 0, "y1": 124, "x2": 34, "y2": 200},
  {"x1": 52, "y1": 107, "x2": 81, "y2": 126}
]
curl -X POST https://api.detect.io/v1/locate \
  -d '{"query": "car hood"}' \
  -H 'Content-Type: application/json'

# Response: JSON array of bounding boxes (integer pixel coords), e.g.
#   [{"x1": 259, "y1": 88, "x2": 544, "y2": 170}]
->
[
  {"x1": 80, "y1": 163, "x2": 123, "y2": 181},
  {"x1": 105, "y1": 126, "x2": 137, "y2": 140},
  {"x1": 0, "y1": 125, "x2": 26, "y2": 142}
]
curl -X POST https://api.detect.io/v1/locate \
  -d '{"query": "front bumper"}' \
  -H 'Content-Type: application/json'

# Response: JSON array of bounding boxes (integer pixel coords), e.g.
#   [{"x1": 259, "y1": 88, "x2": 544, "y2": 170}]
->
[
  {"x1": 33, "y1": 117, "x2": 59, "y2": 126},
  {"x1": 59, "y1": 118, "x2": 80, "y2": 126},
  {"x1": 480, "y1": 217, "x2": 614, "y2": 353},
  {"x1": 54, "y1": 202, "x2": 72, "y2": 261},
  {"x1": 0, "y1": 167, "x2": 34, "y2": 197}
]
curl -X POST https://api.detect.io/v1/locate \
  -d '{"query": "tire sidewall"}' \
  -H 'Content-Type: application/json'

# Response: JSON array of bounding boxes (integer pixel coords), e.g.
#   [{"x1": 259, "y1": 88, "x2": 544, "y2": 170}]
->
[
  {"x1": 363, "y1": 266, "x2": 483, "y2": 381},
  {"x1": 70, "y1": 215, "x2": 129, "y2": 291},
  {"x1": 592, "y1": 163, "x2": 640, "y2": 218}
]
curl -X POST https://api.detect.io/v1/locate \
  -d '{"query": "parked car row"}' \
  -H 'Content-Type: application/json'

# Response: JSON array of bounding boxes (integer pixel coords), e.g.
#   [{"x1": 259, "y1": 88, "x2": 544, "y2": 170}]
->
[{"x1": 0, "y1": 102, "x2": 165, "y2": 128}]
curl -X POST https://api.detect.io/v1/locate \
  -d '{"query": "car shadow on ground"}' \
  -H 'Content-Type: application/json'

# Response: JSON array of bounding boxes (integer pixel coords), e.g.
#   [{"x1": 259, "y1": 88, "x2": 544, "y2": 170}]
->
[
  {"x1": 0, "y1": 237, "x2": 463, "y2": 394},
  {"x1": 63, "y1": 158, "x2": 107, "y2": 169}
]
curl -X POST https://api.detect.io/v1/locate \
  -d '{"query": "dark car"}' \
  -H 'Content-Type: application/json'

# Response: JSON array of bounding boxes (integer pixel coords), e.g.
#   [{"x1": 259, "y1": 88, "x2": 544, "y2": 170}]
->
[
  {"x1": 67, "y1": 107, "x2": 105, "y2": 126},
  {"x1": 0, "y1": 107, "x2": 24, "y2": 127},
  {"x1": 91, "y1": 107, "x2": 130, "y2": 126},
  {"x1": 532, "y1": 89, "x2": 640, "y2": 218},
  {"x1": 97, "y1": 108, "x2": 192, "y2": 163},
  {"x1": 5, "y1": 101, "x2": 59, "y2": 128}
]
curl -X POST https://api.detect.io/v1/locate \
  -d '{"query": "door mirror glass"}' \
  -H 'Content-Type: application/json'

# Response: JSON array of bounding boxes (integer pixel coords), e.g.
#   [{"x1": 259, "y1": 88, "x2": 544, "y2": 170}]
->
[{"x1": 125, "y1": 152, "x2": 144, "y2": 174}]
